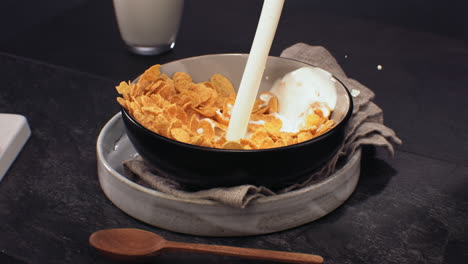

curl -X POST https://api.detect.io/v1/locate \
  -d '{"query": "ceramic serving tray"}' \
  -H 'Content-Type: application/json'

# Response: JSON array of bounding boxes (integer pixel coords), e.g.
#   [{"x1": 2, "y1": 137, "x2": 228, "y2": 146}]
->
[{"x1": 96, "y1": 113, "x2": 361, "y2": 237}]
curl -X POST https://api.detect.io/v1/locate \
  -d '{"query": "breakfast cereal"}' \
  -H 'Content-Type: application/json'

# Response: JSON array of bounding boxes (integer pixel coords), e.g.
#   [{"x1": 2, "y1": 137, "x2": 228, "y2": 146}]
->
[{"x1": 116, "y1": 64, "x2": 334, "y2": 149}]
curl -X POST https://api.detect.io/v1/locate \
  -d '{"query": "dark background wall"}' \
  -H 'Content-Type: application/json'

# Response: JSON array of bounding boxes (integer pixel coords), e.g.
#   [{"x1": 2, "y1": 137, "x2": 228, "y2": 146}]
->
[
  {"x1": 1, "y1": 0, "x2": 467, "y2": 44},
  {"x1": 0, "y1": 0, "x2": 466, "y2": 82}
]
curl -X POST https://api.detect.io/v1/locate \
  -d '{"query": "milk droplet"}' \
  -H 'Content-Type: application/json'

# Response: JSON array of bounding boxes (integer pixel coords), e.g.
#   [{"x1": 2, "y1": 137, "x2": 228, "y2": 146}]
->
[{"x1": 351, "y1": 89, "x2": 361, "y2": 97}]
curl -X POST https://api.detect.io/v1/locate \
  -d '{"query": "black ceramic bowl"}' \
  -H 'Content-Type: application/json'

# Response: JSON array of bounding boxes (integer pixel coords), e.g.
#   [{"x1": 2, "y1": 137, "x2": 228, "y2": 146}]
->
[{"x1": 121, "y1": 54, "x2": 353, "y2": 190}]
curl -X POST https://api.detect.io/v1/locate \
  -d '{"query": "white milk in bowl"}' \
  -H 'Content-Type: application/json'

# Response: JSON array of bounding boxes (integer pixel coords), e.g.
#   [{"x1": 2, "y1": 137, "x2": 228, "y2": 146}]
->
[{"x1": 113, "y1": 0, "x2": 184, "y2": 55}]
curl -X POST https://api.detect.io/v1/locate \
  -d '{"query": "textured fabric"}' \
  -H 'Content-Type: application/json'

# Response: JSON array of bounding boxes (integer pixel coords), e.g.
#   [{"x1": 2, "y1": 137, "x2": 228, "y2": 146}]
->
[{"x1": 123, "y1": 43, "x2": 402, "y2": 208}]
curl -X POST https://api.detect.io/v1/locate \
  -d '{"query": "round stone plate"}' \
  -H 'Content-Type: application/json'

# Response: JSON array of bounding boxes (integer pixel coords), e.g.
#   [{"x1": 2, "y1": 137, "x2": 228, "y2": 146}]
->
[{"x1": 97, "y1": 113, "x2": 361, "y2": 237}]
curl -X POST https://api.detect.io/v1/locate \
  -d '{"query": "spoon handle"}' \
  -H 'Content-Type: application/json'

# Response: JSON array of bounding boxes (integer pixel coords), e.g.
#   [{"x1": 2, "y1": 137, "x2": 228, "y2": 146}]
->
[{"x1": 163, "y1": 241, "x2": 323, "y2": 264}]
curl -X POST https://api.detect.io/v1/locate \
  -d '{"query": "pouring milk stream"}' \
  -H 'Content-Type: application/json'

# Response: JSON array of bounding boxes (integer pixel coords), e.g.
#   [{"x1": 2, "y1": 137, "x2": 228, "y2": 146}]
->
[
  {"x1": 226, "y1": 0, "x2": 285, "y2": 141},
  {"x1": 226, "y1": 0, "x2": 338, "y2": 141}
]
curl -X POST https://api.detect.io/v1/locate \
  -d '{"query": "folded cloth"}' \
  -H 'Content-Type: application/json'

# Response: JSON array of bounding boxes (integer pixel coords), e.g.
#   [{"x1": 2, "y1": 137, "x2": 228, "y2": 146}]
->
[{"x1": 123, "y1": 43, "x2": 402, "y2": 208}]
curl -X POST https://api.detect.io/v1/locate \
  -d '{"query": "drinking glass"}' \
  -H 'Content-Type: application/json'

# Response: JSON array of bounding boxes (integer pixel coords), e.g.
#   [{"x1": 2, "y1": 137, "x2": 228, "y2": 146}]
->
[{"x1": 113, "y1": 0, "x2": 184, "y2": 55}]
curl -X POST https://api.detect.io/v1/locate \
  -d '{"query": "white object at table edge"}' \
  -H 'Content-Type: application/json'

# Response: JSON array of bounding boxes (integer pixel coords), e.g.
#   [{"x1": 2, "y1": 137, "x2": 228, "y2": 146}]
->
[{"x1": 0, "y1": 114, "x2": 31, "y2": 182}]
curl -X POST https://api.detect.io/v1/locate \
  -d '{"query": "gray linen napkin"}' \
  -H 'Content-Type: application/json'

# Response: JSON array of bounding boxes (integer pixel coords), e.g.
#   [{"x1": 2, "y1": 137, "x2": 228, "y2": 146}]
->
[{"x1": 123, "y1": 43, "x2": 402, "y2": 208}]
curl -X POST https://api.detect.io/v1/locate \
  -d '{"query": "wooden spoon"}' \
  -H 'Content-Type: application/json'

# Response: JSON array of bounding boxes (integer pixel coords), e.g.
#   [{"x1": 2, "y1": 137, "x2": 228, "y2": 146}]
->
[{"x1": 89, "y1": 228, "x2": 323, "y2": 263}]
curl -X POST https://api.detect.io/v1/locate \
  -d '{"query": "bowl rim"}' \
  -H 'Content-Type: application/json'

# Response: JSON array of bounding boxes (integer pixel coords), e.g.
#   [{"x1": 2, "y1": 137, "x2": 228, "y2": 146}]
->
[
  {"x1": 97, "y1": 112, "x2": 361, "y2": 207},
  {"x1": 121, "y1": 53, "x2": 353, "y2": 153}
]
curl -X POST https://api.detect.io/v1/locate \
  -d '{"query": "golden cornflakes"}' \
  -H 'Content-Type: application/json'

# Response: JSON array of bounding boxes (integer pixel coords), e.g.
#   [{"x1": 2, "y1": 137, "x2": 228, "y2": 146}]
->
[{"x1": 116, "y1": 64, "x2": 335, "y2": 150}]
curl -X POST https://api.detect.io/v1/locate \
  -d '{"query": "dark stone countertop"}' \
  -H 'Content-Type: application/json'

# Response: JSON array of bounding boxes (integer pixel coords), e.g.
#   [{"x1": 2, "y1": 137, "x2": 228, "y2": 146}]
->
[{"x1": 0, "y1": 0, "x2": 467, "y2": 263}]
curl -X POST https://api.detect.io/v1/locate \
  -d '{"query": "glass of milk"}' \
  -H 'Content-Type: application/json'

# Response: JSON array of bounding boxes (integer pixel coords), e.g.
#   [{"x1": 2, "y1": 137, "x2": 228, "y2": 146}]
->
[{"x1": 113, "y1": 0, "x2": 184, "y2": 55}]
